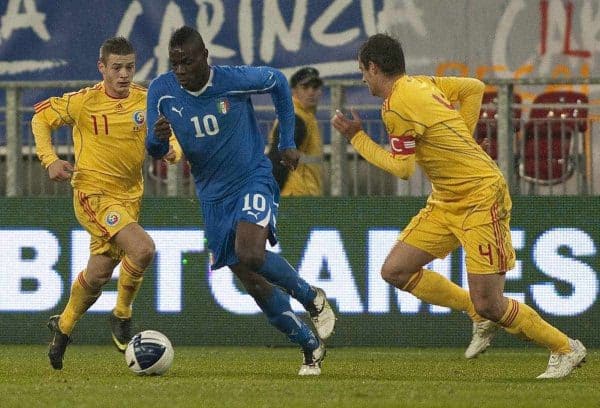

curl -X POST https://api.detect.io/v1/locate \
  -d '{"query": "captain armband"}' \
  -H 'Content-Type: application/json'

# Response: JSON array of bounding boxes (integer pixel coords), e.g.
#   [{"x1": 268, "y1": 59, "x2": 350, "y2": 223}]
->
[{"x1": 389, "y1": 134, "x2": 416, "y2": 156}]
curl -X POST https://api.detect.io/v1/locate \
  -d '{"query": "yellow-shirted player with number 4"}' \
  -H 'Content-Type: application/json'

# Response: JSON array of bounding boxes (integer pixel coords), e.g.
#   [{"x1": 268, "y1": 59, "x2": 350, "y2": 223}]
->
[
  {"x1": 31, "y1": 37, "x2": 181, "y2": 370},
  {"x1": 331, "y1": 33, "x2": 586, "y2": 379}
]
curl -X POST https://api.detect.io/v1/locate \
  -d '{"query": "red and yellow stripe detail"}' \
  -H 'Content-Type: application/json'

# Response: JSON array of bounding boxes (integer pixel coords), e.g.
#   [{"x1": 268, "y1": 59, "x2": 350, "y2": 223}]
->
[
  {"x1": 121, "y1": 256, "x2": 144, "y2": 278},
  {"x1": 499, "y1": 298, "x2": 520, "y2": 327},
  {"x1": 490, "y1": 202, "x2": 508, "y2": 272},
  {"x1": 77, "y1": 191, "x2": 110, "y2": 238},
  {"x1": 77, "y1": 270, "x2": 92, "y2": 290},
  {"x1": 33, "y1": 99, "x2": 51, "y2": 113},
  {"x1": 402, "y1": 268, "x2": 424, "y2": 292}
]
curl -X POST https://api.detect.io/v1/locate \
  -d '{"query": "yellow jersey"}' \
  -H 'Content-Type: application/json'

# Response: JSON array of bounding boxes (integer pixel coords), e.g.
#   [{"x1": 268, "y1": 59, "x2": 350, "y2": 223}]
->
[
  {"x1": 32, "y1": 82, "x2": 148, "y2": 200},
  {"x1": 281, "y1": 96, "x2": 323, "y2": 196},
  {"x1": 351, "y1": 75, "x2": 504, "y2": 202}
]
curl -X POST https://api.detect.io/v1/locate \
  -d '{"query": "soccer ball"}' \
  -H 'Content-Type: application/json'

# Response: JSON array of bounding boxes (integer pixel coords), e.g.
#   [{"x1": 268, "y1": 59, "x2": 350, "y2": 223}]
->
[{"x1": 125, "y1": 330, "x2": 174, "y2": 375}]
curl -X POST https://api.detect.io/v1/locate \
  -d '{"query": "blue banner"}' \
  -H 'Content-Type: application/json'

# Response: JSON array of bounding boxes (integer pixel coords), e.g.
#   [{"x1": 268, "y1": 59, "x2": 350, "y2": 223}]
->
[
  {"x1": 0, "y1": 0, "x2": 381, "y2": 81},
  {"x1": 1, "y1": 0, "x2": 597, "y2": 87}
]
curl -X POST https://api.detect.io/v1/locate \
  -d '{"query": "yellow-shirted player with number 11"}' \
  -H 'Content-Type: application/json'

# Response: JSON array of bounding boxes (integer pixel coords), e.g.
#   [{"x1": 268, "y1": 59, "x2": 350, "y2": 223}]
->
[
  {"x1": 332, "y1": 33, "x2": 587, "y2": 379},
  {"x1": 31, "y1": 37, "x2": 181, "y2": 370}
]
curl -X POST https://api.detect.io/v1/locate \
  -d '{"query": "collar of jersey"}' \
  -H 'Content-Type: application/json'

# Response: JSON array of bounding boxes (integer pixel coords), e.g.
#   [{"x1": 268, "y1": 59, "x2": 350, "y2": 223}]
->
[{"x1": 182, "y1": 67, "x2": 214, "y2": 96}]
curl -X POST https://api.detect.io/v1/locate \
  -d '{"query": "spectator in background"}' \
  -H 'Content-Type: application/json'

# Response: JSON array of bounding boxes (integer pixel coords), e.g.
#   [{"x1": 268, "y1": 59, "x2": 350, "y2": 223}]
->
[
  {"x1": 332, "y1": 33, "x2": 586, "y2": 379},
  {"x1": 268, "y1": 67, "x2": 324, "y2": 196},
  {"x1": 31, "y1": 37, "x2": 181, "y2": 370}
]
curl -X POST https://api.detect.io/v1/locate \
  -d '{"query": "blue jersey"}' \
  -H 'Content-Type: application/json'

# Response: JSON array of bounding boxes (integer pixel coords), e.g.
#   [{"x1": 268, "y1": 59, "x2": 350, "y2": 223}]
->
[{"x1": 146, "y1": 65, "x2": 295, "y2": 201}]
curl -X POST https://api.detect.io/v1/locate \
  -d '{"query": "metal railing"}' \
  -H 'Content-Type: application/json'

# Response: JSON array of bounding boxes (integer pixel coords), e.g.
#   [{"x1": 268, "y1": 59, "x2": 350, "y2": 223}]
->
[{"x1": 1, "y1": 78, "x2": 600, "y2": 197}]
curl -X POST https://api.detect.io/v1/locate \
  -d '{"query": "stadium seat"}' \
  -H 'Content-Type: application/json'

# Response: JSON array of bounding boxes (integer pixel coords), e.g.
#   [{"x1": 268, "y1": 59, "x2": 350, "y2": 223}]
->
[
  {"x1": 519, "y1": 91, "x2": 588, "y2": 185},
  {"x1": 149, "y1": 159, "x2": 191, "y2": 183},
  {"x1": 475, "y1": 91, "x2": 522, "y2": 160}
]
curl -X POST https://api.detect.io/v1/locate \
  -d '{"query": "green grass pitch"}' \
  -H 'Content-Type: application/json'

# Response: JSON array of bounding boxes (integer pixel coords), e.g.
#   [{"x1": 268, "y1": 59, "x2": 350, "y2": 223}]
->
[{"x1": 0, "y1": 345, "x2": 597, "y2": 408}]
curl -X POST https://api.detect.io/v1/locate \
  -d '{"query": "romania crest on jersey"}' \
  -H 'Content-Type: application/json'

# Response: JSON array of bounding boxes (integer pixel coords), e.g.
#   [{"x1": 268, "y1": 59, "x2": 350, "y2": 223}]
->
[
  {"x1": 133, "y1": 110, "x2": 145, "y2": 125},
  {"x1": 105, "y1": 211, "x2": 120, "y2": 227}
]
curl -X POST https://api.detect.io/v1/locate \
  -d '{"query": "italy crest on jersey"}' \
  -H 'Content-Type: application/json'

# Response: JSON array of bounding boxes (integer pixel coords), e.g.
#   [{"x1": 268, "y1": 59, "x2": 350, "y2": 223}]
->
[{"x1": 217, "y1": 99, "x2": 229, "y2": 115}]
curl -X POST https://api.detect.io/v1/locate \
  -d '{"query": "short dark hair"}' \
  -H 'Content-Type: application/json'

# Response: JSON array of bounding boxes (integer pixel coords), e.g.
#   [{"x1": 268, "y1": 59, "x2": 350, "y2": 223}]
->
[
  {"x1": 358, "y1": 33, "x2": 405, "y2": 76},
  {"x1": 290, "y1": 67, "x2": 323, "y2": 88},
  {"x1": 99, "y1": 37, "x2": 135, "y2": 63},
  {"x1": 169, "y1": 26, "x2": 205, "y2": 50}
]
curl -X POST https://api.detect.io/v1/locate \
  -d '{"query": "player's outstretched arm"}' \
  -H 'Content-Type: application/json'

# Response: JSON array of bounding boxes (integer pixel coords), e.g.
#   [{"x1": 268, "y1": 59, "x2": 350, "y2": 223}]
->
[
  {"x1": 332, "y1": 109, "x2": 415, "y2": 180},
  {"x1": 31, "y1": 95, "x2": 77, "y2": 171},
  {"x1": 145, "y1": 83, "x2": 170, "y2": 159},
  {"x1": 265, "y1": 68, "x2": 296, "y2": 151}
]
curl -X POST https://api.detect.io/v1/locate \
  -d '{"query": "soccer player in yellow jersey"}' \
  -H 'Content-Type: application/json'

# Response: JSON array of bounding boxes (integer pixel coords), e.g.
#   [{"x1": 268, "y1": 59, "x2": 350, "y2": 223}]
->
[
  {"x1": 332, "y1": 33, "x2": 586, "y2": 379},
  {"x1": 31, "y1": 37, "x2": 180, "y2": 370}
]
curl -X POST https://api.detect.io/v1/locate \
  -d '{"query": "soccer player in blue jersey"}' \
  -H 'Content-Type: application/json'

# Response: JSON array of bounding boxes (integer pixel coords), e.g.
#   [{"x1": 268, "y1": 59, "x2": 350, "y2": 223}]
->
[{"x1": 146, "y1": 26, "x2": 336, "y2": 376}]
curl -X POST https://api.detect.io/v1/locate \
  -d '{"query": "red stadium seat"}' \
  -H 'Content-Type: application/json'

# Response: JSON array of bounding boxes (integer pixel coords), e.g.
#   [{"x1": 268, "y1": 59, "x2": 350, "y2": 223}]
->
[
  {"x1": 149, "y1": 159, "x2": 191, "y2": 183},
  {"x1": 475, "y1": 91, "x2": 522, "y2": 160},
  {"x1": 519, "y1": 91, "x2": 588, "y2": 184}
]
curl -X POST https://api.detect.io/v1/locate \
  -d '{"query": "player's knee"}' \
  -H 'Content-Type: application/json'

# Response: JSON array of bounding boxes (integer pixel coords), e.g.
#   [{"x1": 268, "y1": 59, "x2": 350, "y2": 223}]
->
[
  {"x1": 139, "y1": 240, "x2": 156, "y2": 265},
  {"x1": 236, "y1": 248, "x2": 265, "y2": 271},
  {"x1": 380, "y1": 264, "x2": 411, "y2": 289},
  {"x1": 129, "y1": 238, "x2": 155, "y2": 268},
  {"x1": 380, "y1": 266, "x2": 395, "y2": 284}
]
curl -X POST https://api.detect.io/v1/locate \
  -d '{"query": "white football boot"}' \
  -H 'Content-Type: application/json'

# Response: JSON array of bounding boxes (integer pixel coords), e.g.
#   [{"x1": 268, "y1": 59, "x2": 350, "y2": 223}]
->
[
  {"x1": 464, "y1": 320, "x2": 500, "y2": 359},
  {"x1": 298, "y1": 340, "x2": 326, "y2": 376},
  {"x1": 536, "y1": 339, "x2": 587, "y2": 379},
  {"x1": 308, "y1": 287, "x2": 336, "y2": 340}
]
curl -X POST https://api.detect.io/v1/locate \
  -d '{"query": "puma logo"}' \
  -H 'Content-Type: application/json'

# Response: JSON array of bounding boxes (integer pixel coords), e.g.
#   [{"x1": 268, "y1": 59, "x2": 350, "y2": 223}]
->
[
  {"x1": 171, "y1": 106, "x2": 183, "y2": 117},
  {"x1": 246, "y1": 210, "x2": 259, "y2": 219}
]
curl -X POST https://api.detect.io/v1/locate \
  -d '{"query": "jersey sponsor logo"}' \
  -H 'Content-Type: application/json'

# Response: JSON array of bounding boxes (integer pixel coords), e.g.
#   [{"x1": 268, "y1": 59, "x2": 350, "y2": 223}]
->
[
  {"x1": 217, "y1": 99, "x2": 229, "y2": 115},
  {"x1": 133, "y1": 110, "x2": 145, "y2": 125},
  {"x1": 105, "y1": 211, "x2": 121, "y2": 227},
  {"x1": 389, "y1": 132, "x2": 416, "y2": 155},
  {"x1": 115, "y1": 103, "x2": 124, "y2": 112}
]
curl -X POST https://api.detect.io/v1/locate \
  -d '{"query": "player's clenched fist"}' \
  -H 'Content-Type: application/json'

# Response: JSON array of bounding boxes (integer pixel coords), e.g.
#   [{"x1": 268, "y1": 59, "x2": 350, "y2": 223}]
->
[
  {"x1": 331, "y1": 109, "x2": 363, "y2": 142},
  {"x1": 280, "y1": 148, "x2": 300, "y2": 171},
  {"x1": 48, "y1": 159, "x2": 74, "y2": 181},
  {"x1": 154, "y1": 116, "x2": 172, "y2": 141}
]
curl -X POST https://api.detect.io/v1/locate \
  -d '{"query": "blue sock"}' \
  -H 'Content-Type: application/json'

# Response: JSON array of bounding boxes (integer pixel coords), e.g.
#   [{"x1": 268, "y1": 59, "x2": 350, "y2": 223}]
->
[
  {"x1": 259, "y1": 251, "x2": 316, "y2": 306},
  {"x1": 256, "y1": 287, "x2": 319, "y2": 351}
]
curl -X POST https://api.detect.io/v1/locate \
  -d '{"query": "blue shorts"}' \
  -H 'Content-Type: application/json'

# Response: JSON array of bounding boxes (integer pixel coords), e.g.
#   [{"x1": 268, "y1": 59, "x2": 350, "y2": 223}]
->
[{"x1": 201, "y1": 177, "x2": 279, "y2": 269}]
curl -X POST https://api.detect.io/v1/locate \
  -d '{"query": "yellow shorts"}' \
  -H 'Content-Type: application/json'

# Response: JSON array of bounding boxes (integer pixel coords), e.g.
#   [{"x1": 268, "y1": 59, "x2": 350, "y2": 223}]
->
[
  {"x1": 399, "y1": 184, "x2": 516, "y2": 274},
  {"x1": 73, "y1": 190, "x2": 140, "y2": 259}
]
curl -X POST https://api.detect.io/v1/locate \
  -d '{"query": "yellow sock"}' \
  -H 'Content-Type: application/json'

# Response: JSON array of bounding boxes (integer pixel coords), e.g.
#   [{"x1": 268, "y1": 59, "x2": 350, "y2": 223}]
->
[
  {"x1": 59, "y1": 270, "x2": 101, "y2": 335},
  {"x1": 499, "y1": 298, "x2": 570, "y2": 353},
  {"x1": 403, "y1": 268, "x2": 482, "y2": 322},
  {"x1": 113, "y1": 256, "x2": 145, "y2": 319}
]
